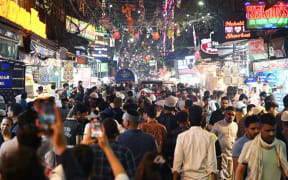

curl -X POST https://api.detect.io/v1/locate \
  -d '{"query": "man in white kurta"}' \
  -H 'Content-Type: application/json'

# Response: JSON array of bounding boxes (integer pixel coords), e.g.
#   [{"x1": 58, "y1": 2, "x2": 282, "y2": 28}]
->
[
  {"x1": 173, "y1": 106, "x2": 218, "y2": 180},
  {"x1": 211, "y1": 106, "x2": 238, "y2": 180}
]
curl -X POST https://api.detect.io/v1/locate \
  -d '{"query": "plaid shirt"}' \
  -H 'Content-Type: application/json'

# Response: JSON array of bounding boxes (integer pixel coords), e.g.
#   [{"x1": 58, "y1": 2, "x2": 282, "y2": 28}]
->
[{"x1": 91, "y1": 141, "x2": 136, "y2": 180}]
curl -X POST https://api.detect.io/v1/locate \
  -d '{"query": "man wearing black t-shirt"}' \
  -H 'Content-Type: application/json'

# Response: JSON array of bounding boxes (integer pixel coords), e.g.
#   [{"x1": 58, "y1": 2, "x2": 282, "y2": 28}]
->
[
  {"x1": 208, "y1": 96, "x2": 229, "y2": 130},
  {"x1": 63, "y1": 118, "x2": 82, "y2": 147}
]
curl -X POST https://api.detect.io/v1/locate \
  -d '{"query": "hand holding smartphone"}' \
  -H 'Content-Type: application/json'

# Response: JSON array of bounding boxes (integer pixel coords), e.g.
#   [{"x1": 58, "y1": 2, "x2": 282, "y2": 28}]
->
[{"x1": 34, "y1": 96, "x2": 56, "y2": 132}]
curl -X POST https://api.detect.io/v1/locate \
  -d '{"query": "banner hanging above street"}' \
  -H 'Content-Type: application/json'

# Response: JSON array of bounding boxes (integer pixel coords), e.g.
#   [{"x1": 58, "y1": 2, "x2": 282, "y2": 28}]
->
[{"x1": 66, "y1": 16, "x2": 108, "y2": 41}]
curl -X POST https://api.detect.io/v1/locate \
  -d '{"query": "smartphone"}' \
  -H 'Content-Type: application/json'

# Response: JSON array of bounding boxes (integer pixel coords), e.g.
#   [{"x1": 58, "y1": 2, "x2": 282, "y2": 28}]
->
[
  {"x1": 90, "y1": 118, "x2": 102, "y2": 138},
  {"x1": 35, "y1": 97, "x2": 56, "y2": 131}
]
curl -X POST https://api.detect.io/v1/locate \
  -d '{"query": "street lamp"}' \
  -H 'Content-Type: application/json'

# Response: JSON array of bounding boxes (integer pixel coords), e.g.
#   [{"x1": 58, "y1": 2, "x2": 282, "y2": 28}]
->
[{"x1": 198, "y1": 1, "x2": 204, "y2": 6}]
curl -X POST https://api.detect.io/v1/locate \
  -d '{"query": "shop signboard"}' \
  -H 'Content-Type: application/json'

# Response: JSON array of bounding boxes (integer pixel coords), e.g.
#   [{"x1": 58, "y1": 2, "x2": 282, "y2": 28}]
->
[
  {"x1": 256, "y1": 72, "x2": 267, "y2": 83},
  {"x1": 100, "y1": 63, "x2": 108, "y2": 73},
  {"x1": 273, "y1": 93, "x2": 285, "y2": 111},
  {"x1": 266, "y1": 73, "x2": 278, "y2": 87},
  {"x1": 248, "y1": 39, "x2": 267, "y2": 60},
  {"x1": 39, "y1": 67, "x2": 49, "y2": 82},
  {"x1": 245, "y1": 76, "x2": 256, "y2": 88},
  {"x1": 201, "y1": 38, "x2": 218, "y2": 55},
  {"x1": 249, "y1": 39, "x2": 265, "y2": 55},
  {"x1": 31, "y1": 40, "x2": 56, "y2": 58},
  {"x1": 0, "y1": 62, "x2": 12, "y2": 88},
  {"x1": 253, "y1": 58, "x2": 288, "y2": 72},
  {"x1": 66, "y1": 16, "x2": 108, "y2": 41},
  {"x1": 90, "y1": 47, "x2": 108, "y2": 59},
  {"x1": 245, "y1": 2, "x2": 288, "y2": 29},
  {"x1": 177, "y1": 56, "x2": 194, "y2": 75},
  {"x1": 115, "y1": 69, "x2": 136, "y2": 82},
  {"x1": 224, "y1": 20, "x2": 251, "y2": 41},
  {"x1": 0, "y1": 0, "x2": 46, "y2": 38}
]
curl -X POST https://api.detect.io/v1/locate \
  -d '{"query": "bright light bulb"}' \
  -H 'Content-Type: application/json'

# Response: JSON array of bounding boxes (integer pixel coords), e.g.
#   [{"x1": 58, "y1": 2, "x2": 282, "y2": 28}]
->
[{"x1": 198, "y1": 1, "x2": 204, "y2": 6}]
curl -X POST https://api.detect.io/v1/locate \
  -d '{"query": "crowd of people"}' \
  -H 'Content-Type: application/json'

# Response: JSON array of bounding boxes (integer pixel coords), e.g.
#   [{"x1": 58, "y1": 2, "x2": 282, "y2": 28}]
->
[{"x1": 0, "y1": 81, "x2": 287, "y2": 180}]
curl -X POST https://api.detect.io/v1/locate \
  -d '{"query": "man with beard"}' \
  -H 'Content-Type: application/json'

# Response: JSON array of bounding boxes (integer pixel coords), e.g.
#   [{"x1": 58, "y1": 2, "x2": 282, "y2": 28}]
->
[
  {"x1": 208, "y1": 96, "x2": 229, "y2": 130},
  {"x1": 211, "y1": 106, "x2": 238, "y2": 180},
  {"x1": 232, "y1": 115, "x2": 260, "y2": 173},
  {"x1": 236, "y1": 113, "x2": 288, "y2": 180}
]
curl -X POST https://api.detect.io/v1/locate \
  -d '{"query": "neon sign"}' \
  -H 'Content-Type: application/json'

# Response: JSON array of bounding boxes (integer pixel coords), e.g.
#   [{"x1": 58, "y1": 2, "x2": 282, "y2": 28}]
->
[
  {"x1": 0, "y1": 0, "x2": 47, "y2": 38},
  {"x1": 224, "y1": 20, "x2": 251, "y2": 40},
  {"x1": 245, "y1": 2, "x2": 288, "y2": 29}
]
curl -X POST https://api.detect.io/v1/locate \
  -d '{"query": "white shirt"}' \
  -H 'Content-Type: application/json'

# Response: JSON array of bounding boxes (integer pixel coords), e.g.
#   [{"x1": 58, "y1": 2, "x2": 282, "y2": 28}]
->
[
  {"x1": 49, "y1": 165, "x2": 66, "y2": 180},
  {"x1": 173, "y1": 126, "x2": 218, "y2": 180},
  {"x1": 211, "y1": 119, "x2": 238, "y2": 156},
  {"x1": 15, "y1": 94, "x2": 21, "y2": 103},
  {"x1": 177, "y1": 98, "x2": 186, "y2": 111}
]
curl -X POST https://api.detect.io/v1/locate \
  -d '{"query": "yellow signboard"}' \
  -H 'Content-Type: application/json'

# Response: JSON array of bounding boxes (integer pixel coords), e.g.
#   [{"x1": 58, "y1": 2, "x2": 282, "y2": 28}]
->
[
  {"x1": 0, "y1": 0, "x2": 46, "y2": 39},
  {"x1": 66, "y1": 16, "x2": 108, "y2": 41}
]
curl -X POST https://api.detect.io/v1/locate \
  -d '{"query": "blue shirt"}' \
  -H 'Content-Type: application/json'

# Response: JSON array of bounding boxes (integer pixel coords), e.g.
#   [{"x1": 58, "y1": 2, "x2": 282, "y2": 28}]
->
[
  {"x1": 232, "y1": 134, "x2": 250, "y2": 158},
  {"x1": 118, "y1": 129, "x2": 157, "y2": 166}
]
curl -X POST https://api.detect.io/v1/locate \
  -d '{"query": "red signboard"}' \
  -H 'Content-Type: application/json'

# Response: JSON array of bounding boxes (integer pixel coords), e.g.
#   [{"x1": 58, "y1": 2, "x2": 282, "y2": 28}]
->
[
  {"x1": 246, "y1": 2, "x2": 288, "y2": 20},
  {"x1": 201, "y1": 38, "x2": 218, "y2": 55},
  {"x1": 249, "y1": 39, "x2": 265, "y2": 55},
  {"x1": 246, "y1": 2, "x2": 288, "y2": 29}
]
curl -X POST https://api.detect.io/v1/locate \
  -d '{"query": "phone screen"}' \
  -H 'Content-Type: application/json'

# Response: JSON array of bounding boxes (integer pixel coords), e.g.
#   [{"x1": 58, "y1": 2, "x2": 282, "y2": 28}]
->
[
  {"x1": 90, "y1": 119, "x2": 102, "y2": 138},
  {"x1": 38, "y1": 102, "x2": 55, "y2": 124},
  {"x1": 35, "y1": 97, "x2": 56, "y2": 131}
]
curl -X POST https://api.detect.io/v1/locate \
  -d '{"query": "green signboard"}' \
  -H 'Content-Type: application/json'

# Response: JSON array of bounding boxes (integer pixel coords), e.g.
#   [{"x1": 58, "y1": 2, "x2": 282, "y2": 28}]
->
[{"x1": 100, "y1": 63, "x2": 108, "y2": 72}]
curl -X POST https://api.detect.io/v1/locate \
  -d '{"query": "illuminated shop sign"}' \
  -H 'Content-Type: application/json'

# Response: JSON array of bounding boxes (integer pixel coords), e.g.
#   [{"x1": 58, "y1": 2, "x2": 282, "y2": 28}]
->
[
  {"x1": 253, "y1": 58, "x2": 288, "y2": 72},
  {"x1": 66, "y1": 16, "x2": 108, "y2": 41},
  {"x1": 245, "y1": 2, "x2": 288, "y2": 29},
  {"x1": 0, "y1": 62, "x2": 12, "y2": 88},
  {"x1": 90, "y1": 47, "x2": 108, "y2": 58},
  {"x1": 0, "y1": 0, "x2": 47, "y2": 38},
  {"x1": 224, "y1": 20, "x2": 251, "y2": 40},
  {"x1": 201, "y1": 38, "x2": 218, "y2": 55},
  {"x1": 177, "y1": 56, "x2": 195, "y2": 75}
]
